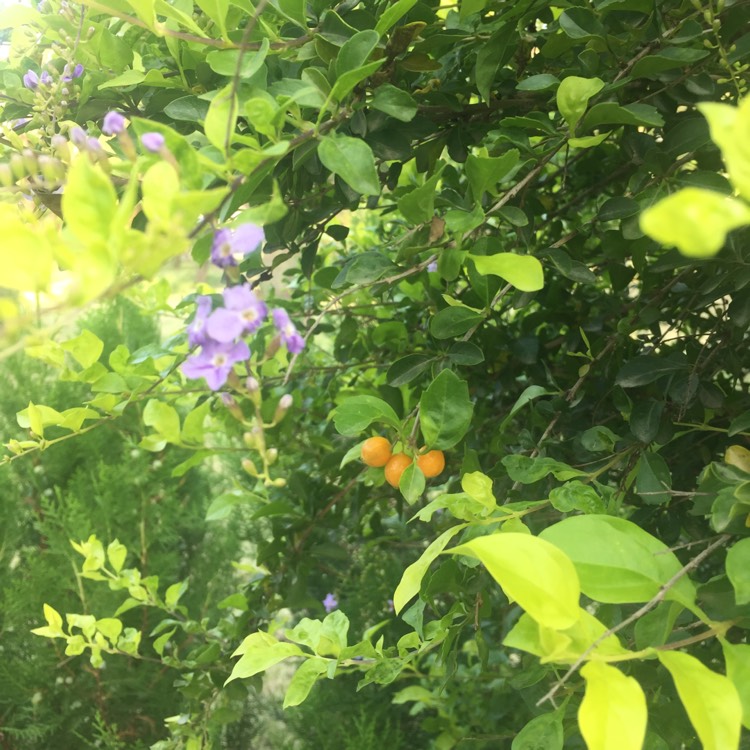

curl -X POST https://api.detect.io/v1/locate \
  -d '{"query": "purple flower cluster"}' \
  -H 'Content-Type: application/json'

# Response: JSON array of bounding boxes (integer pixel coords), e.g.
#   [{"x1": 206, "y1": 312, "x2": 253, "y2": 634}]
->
[
  {"x1": 180, "y1": 226, "x2": 307, "y2": 390},
  {"x1": 23, "y1": 64, "x2": 82, "y2": 90}
]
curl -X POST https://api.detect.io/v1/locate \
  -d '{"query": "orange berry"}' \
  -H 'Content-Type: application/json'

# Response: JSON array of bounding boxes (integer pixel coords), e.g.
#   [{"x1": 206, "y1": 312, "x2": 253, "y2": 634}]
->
[
  {"x1": 385, "y1": 453, "x2": 412, "y2": 488},
  {"x1": 417, "y1": 449, "x2": 445, "y2": 478},
  {"x1": 361, "y1": 437, "x2": 392, "y2": 467}
]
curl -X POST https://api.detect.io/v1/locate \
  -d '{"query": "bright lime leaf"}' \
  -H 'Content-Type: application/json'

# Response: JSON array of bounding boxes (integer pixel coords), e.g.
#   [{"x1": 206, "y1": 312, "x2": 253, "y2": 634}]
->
[
  {"x1": 284, "y1": 657, "x2": 330, "y2": 708},
  {"x1": 226, "y1": 632, "x2": 304, "y2": 684},
  {"x1": 540, "y1": 515, "x2": 696, "y2": 606},
  {"x1": 726, "y1": 538, "x2": 750, "y2": 605},
  {"x1": 204, "y1": 84, "x2": 237, "y2": 155},
  {"x1": 722, "y1": 641, "x2": 750, "y2": 729},
  {"x1": 504, "y1": 609, "x2": 628, "y2": 663},
  {"x1": 448, "y1": 533, "x2": 581, "y2": 629},
  {"x1": 471, "y1": 253, "x2": 544, "y2": 292},
  {"x1": 465, "y1": 149, "x2": 519, "y2": 197},
  {"x1": 556, "y1": 76, "x2": 605, "y2": 131},
  {"x1": 142, "y1": 400, "x2": 181, "y2": 444},
  {"x1": 578, "y1": 662, "x2": 647, "y2": 750},
  {"x1": 62, "y1": 156, "x2": 117, "y2": 248},
  {"x1": 640, "y1": 188, "x2": 750, "y2": 258},
  {"x1": 658, "y1": 651, "x2": 742, "y2": 750},
  {"x1": 699, "y1": 99, "x2": 750, "y2": 201}
]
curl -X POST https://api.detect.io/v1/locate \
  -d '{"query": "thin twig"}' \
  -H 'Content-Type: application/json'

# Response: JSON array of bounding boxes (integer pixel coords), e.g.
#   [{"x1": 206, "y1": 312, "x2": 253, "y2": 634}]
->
[
  {"x1": 282, "y1": 255, "x2": 437, "y2": 385},
  {"x1": 535, "y1": 534, "x2": 732, "y2": 707}
]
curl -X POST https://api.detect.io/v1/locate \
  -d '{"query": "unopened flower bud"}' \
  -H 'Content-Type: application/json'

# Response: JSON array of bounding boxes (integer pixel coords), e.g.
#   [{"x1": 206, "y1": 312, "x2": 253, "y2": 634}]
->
[
  {"x1": 273, "y1": 394, "x2": 293, "y2": 423},
  {"x1": 0, "y1": 163, "x2": 15, "y2": 187},
  {"x1": 271, "y1": 477, "x2": 287, "y2": 488},
  {"x1": 38, "y1": 155, "x2": 63, "y2": 183},
  {"x1": 266, "y1": 448, "x2": 278, "y2": 465},
  {"x1": 245, "y1": 376, "x2": 259, "y2": 393},
  {"x1": 103, "y1": 111, "x2": 126, "y2": 136},
  {"x1": 22, "y1": 149, "x2": 37, "y2": 175},
  {"x1": 141, "y1": 132, "x2": 165, "y2": 152},
  {"x1": 242, "y1": 458, "x2": 259, "y2": 476},
  {"x1": 10, "y1": 153, "x2": 26, "y2": 180}
]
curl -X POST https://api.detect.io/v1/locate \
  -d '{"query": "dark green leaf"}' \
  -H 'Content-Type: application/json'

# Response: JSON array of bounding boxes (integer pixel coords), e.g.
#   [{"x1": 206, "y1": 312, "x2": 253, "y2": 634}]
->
[
  {"x1": 430, "y1": 306, "x2": 483, "y2": 339},
  {"x1": 371, "y1": 84, "x2": 418, "y2": 122},
  {"x1": 419, "y1": 370, "x2": 473, "y2": 449},
  {"x1": 635, "y1": 452, "x2": 672, "y2": 505},
  {"x1": 318, "y1": 134, "x2": 380, "y2": 195},
  {"x1": 387, "y1": 354, "x2": 433, "y2": 386}
]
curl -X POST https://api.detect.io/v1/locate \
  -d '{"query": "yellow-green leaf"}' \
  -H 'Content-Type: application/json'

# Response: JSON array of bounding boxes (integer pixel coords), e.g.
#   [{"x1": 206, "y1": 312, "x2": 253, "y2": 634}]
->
[
  {"x1": 640, "y1": 188, "x2": 750, "y2": 258},
  {"x1": 699, "y1": 99, "x2": 750, "y2": 202},
  {"x1": 658, "y1": 651, "x2": 742, "y2": 750},
  {"x1": 578, "y1": 661, "x2": 647, "y2": 750},
  {"x1": 470, "y1": 253, "x2": 544, "y2": 292},
  {"x1": 61, "y1": 156, "x2": 118, "y2": 248},
  {"x1": 447, "y1": 533, "x2": 580, "y2": 629}
]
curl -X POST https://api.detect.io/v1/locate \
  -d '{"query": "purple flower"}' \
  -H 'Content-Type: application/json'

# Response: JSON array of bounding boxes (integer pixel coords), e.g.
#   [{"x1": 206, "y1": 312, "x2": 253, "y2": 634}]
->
[
  {"x1": 70, "y1": 127, "x2": 87, "y2": 146},
  {"x1": 387, "y1": 599, "x2": 394, "y2": 613},
  {"x1": 102, "y1": 111, "x2": 126, "y2": 136},
  {"x1": 206, "y1": 284, "x2": 267, "y2": 343},
  {"x1": 210, "y1": 223, "x2": 264, "y2": 268},
  {"x1": 40, "y1": 71, "x2": 53, "y2": 86},
  {"x1": 181, "y1": 340, "x2": 250, "y2": 391},
  {"x1": 187, "y1": 295, "x2": 212, "y2": 346},
  {"x1": 86, "y1": 137, "x2": 104, "y2": 153},
  {"x1": 272, "y1": 308, "x2": 305, "y2": 354},
  {"x1": 62, "y1": 63, "x2": 83, "y2": 81},
  {"x1": 141, "y1": 132, "x2": 165, "y2": 152},
  {"x1": 323, "y1": 593, "x2": 338, "y2": 613},
  {"x1": 23, "y1": 70, "x2": 39, "y2": 89},
  {"x1": 427, "y1": 261, "x2": 438, "y2": 273}
]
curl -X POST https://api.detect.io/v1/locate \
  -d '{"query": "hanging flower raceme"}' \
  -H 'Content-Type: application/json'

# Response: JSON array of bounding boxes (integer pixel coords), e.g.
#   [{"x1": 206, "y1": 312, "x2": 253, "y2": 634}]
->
[
  {"x1": 181, "y1": 286, "x2": 268, "y2": 391},
  {"x1": 206, "y1": 284, "x2": 267, "y2": 342},
  {"x1": 272, "y1": 308, "x2": 305, "y2": 354}
]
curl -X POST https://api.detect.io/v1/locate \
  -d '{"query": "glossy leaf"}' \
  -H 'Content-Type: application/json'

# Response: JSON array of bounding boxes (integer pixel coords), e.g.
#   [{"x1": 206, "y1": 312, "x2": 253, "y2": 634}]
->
[
  {"x1": 318, "y1": 134, "x2": 380, "y2": 196},
  {"x1": 333, "y1": 396, "x2": 400, "y2": 434},
  {"x1": 419, "y1": 369, "x2": 474, "y2": 449}
]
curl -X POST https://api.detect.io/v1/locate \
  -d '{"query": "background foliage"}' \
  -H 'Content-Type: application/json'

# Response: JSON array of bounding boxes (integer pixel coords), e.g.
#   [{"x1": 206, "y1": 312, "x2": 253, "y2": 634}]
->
[{"x1": 0, "y1": 0, "x2": 749, "y2": 747}]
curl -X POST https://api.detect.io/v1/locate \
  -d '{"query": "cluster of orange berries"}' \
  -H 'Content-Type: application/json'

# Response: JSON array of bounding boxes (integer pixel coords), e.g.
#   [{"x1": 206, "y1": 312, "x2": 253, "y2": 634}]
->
[{"x1": 360, "y1": 437, "x2": 445, "y2": 487}]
